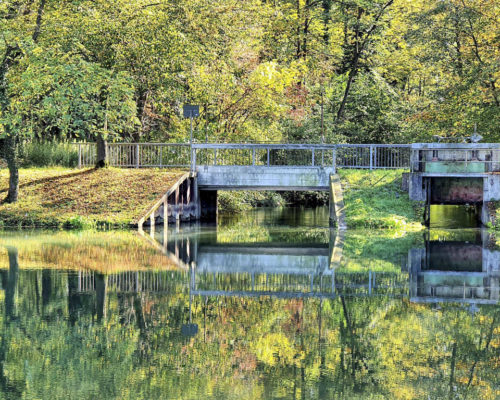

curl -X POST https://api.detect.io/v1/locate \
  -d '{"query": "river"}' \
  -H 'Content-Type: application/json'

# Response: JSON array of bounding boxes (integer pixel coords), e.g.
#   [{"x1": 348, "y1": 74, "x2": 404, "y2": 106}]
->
[{"x1": 0, "y1": 207, "x2": 498, "y2": 399}]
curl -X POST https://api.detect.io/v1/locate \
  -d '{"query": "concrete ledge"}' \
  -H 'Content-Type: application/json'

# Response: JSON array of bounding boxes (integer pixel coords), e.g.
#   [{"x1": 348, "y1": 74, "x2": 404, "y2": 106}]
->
[
  {"x1": 197, "y1": 166, "x2": 336, "y2": 190},
  {"x1": 329, "y1": 174, "x2": 347, "y2": 229}
]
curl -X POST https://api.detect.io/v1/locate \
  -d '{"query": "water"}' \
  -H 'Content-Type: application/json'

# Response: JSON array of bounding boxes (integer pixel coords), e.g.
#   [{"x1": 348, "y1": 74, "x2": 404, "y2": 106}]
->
[
  {"x1": 429, "y1": 204, "x2": 480, "y2": 229},
  {"x1": 0, "y1": 207, "x2": 498, "y2": 399}
]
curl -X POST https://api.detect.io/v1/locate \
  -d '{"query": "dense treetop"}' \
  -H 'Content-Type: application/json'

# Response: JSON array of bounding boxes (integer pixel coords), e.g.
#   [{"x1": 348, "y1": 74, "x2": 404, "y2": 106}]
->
[{"x1": 1, "y1": 0, "x2": 499, "y2": 144}]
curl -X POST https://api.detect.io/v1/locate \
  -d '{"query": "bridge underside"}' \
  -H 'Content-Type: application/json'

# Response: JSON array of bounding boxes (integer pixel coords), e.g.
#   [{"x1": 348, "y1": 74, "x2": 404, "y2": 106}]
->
[{"x1": 196, "y1": 166, "x2": 335, "y2": 191}]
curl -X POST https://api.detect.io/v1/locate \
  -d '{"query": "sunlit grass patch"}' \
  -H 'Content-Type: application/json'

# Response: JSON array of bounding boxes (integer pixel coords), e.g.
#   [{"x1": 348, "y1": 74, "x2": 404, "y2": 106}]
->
[
  {"x1": 339, "y1": 169, "x2": 424, "y2": 229},
  {"x1": 0, "y1": 167, "x2": 187, "y2": 228}
]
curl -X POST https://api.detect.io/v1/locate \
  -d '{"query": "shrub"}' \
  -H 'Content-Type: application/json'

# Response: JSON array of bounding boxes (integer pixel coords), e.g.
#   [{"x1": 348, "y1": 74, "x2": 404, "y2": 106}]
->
[{"x1": 20, "y1": 142, "x2": 79, "y2": 168}]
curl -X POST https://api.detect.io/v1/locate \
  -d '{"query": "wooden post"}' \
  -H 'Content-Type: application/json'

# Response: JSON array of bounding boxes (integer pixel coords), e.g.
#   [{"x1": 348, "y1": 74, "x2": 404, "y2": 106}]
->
[
  {"x1": 150, "y1": 213, "x2": 155, "y2": 238},
  {"x1": 78, "y1": 144, "x2": 82, "y2": 168},
  {"x1": 175, "y1": 186, "x2": 180, "y2": 222},
  {"x1": 163, "y1": 198, "x2": 168, "y2": 249}
]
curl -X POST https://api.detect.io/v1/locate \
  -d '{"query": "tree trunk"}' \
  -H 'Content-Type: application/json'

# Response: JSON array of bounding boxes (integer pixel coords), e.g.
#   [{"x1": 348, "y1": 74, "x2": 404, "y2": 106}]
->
[
  {"x1": 1, "y1": 47, "x2": 20, "y2": 204},
  {"x1": 4, "y1": 135, "x2": 19, "y2": 203},
  {"x1": 95, "y1": 134, "x2": 108, "y2": 168},
  {"x1": 0, "y1": 0, "x2": 47, "y2": 203},
  {"x1": 336, "y1": 53, "x2": 360, "y2": 121}
]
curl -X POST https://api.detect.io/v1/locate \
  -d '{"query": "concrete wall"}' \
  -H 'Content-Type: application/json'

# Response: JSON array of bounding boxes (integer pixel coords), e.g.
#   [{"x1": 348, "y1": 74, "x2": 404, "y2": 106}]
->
[
  {"x1": 430, "y1": 177, "x2": 483, "y2": 204},
  {"x1": 483, "y1": 175, "x2": 500, "y2": 201},
  {"x1": 411, "y1": 143, "x2": 500, "y2": 173},
  {"x1": 196, "y1": 166, "x2": 336, "y2": 190}
]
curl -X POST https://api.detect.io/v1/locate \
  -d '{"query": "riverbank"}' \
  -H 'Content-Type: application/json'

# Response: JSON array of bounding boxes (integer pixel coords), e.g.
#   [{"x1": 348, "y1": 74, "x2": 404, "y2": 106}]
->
[
  {"x1": 0, "y1": 167, "x2": 423, "y2": 230},
  {"x1": 339, "y1": 170, "x2": 424, "y2": 229},
  {"x1": 0, "y1": 168, "x2": 186, "y2": 228},
  {"x1": 218, "y1": 170, "x2": 424, "y2": 229}
]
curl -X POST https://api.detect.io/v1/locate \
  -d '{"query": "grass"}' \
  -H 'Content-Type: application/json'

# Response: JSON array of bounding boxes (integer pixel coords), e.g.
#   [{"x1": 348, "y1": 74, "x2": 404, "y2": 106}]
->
[
  {"x1": 0, "y1": 167, "x2": 187, "y2": 228},
  {"x1": 339, "y1": 169, "x2": 424, "y2": 229}
]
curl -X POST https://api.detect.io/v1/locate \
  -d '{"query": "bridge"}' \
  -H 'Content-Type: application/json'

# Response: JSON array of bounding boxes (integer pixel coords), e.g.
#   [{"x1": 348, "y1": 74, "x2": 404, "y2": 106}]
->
[
  {"x1": 77, "y1": 142, "x2": 410, "y2": 228},
  {"x1": 76, "y1": 141, "x2": 500, "y2": 228}
]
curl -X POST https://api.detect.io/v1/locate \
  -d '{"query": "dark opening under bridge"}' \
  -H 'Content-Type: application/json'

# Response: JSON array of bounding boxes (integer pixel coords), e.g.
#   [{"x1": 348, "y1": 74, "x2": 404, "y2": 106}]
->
[{"x1": 76, "y1": 142, "x2": 500, "y2": 228}]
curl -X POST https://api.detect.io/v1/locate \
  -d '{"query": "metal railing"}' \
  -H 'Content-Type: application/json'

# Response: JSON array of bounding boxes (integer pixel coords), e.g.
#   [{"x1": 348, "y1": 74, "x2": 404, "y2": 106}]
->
[
  {"x1": 410, "y1": 146, "x2": 500, "y2": 173},
  {"x1": 336, "y1": 144, "x2": 410, "y2": 169},
  {"x1": 76, "y1": 143, "x2": 191, "y2": 168},
  {"x1": 75, "y1": 142, "x2": 412, "y2": 170},
  {"x1": 77, "y1": 143, "x2": 97, "y2": 168},
  {"x1": 191, "y1": 143, "x2": 337, "y2": 169},
  {"x1": 191, "y1": 143, "x2": 411, "y2": 170}
]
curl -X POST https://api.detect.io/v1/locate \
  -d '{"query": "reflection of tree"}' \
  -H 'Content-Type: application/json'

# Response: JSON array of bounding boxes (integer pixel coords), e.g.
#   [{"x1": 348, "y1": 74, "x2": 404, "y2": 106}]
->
[
  {"x1": 0, "y1": 247, "x2": 24, "y2": 399},
  {"x1": 0, "y1": 236, "x2": 498, "y2": 399}
]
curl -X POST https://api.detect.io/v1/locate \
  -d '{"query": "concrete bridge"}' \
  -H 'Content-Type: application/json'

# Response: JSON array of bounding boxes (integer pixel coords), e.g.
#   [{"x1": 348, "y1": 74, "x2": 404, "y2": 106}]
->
[
  {"x1": 76, "y1": 141, "x2": 500, "y2": 227},
  {"x1": 408, "y1": 143, "x2": 500, "y2": 225},
  {"x1": 120, "y1": 143, "x2": 410, "y2": 228}
]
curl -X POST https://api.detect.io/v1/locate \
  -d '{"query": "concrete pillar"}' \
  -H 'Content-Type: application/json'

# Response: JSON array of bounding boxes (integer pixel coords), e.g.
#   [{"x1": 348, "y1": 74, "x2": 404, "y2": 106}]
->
[
  {"x1": 200, "y1": 190, "x2": 218, "y2": 222},
  {"x1": 95, "y1": 273, "x2": 107, "y2": 322},
  {"x1": 193, "y1": 177, "x2": 201, "y2": 219},
  {"x1": 408, "y1": 248, "x2": 424, "y2": 298}
]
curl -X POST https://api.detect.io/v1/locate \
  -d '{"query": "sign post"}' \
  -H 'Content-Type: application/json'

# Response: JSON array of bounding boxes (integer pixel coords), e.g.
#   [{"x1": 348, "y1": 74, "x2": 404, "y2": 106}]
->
[{"x1": 183, "y1": 104, "x2": 200, "y2": 146}]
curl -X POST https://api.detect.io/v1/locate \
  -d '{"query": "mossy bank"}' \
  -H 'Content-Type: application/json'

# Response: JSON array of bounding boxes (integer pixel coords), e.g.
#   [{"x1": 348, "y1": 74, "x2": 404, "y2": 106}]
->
[
  {"x1": 0, "y1": 168, "x2": 186, "y2": 228},
  {"x1": 338, "y1": 169, "x2": 423, "y2": 229}
]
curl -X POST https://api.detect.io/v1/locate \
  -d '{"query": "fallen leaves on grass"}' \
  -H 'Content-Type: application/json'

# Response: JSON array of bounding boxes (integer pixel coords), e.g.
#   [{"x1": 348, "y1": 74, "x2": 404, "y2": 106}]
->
[{"x1": 0, "y1": 167, "x2": 187, "y2": 227}]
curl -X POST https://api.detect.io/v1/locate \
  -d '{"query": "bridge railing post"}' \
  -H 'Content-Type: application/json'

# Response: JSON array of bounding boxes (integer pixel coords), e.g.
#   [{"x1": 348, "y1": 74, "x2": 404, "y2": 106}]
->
[
  {"x1": 191, "y1": 147, "x2": 197, "y2": 172},
  {"x1": 78, "y1": 144, "x2": 82, "y2": 168},
  {"x1": 369, "y1": 145, "x2": 374, "y2": 170},
  {"x1": 332, "y1": 148, "x2": 336, "y2": 172},
  {"x1": 312, "y1": 148, "x2": 315, "y2": 166},
  {"x1": 135, "y1": 144, "x2": 140, "y2": 168}
]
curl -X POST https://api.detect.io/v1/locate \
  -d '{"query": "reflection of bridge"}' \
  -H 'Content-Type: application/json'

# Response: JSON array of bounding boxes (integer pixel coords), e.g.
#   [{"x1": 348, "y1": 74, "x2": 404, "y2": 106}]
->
[
  {"x1": 51, "y1": 227, "x2": 500, "y2": 305},
  {"x1": 408, "y1": 236, "x2": 500, "y2": 304},
  {"x1": 77, "y1": 268, "x2": 408, "y2": 300},
  {"x1": 75, "y1": 229, "x2": 409, "y2": 299}
]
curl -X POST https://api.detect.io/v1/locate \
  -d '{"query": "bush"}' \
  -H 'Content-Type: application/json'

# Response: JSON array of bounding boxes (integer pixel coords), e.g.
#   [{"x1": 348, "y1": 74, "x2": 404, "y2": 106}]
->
[
  {"x1": 20, "y1": 142, "x2": 79, "y2": 168},
  {"x1": 218, "y1": 191, "x2": 286, "y2": 213}
]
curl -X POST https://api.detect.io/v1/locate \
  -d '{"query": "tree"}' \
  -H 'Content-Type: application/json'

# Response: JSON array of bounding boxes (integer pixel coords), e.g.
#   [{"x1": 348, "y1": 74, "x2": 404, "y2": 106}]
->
[
  {"x1": 335, "y1": 0, "x2": 394, "y2": 121},
  {"x1": 0, "y1": 0, "x2": 46, "y2": 203}
]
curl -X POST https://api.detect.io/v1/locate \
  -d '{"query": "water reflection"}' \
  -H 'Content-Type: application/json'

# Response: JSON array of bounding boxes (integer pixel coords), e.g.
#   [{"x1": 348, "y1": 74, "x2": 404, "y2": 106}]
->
[{"x1": 0, "y1": 215, "x2": 498, "y2": 399}]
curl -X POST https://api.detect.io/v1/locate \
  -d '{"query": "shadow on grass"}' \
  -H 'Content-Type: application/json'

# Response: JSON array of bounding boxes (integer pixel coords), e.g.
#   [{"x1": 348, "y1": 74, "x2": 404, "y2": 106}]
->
[{"x1": 0, "y1": 168, "x2": 97, "y2": 196}]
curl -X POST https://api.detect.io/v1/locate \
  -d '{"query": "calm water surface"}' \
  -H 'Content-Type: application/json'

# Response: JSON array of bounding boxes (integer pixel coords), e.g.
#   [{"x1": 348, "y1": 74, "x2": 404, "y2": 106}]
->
[{"x1": 0, "y1": 207, "x2": 498, "y2": 400}]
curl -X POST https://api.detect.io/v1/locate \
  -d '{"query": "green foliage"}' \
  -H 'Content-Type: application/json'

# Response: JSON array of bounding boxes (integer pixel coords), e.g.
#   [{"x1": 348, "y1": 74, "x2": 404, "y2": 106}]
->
[
  {"x1": 340, "y1": 169, "x2": 424, "y2": 229},
  {"x1": 20, "y1": 142, "x2": 79, "y2": 167},
  {"x1": 1, "y1": 0, "x2": 498, "y2": 145},
  {"x1": 218, "y1": 191, "x2": 286, "y2": 213}
]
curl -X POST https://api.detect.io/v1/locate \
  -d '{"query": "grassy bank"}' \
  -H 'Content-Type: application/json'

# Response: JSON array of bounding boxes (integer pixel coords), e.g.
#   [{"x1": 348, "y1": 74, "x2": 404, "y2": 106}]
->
[
  {"x1": 339, "y1": 169, "x2": 424, "y2": 229},
  {"x1": 0, "y1": 167, "x2": 186, "y2": 228},
  {"x1": 219, "y1": 170, "x2": 425, "y2": 229}
]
